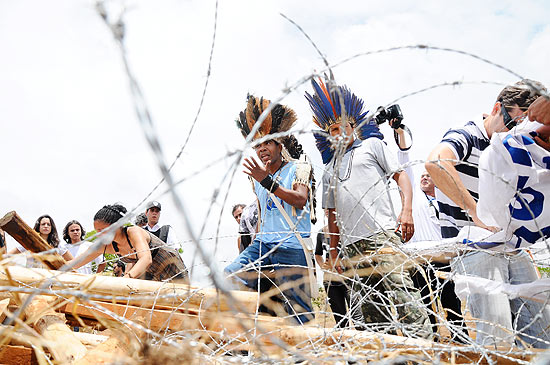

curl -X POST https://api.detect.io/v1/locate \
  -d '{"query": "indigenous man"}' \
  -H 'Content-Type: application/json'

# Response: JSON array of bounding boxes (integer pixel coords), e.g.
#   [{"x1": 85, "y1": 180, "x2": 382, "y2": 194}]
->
[
  {"x1": 224, "y1": 95, "x2": 316, "y2": 324},
  {"x1": 305, "y1": 78, "x2": 432, "y2": 338}
]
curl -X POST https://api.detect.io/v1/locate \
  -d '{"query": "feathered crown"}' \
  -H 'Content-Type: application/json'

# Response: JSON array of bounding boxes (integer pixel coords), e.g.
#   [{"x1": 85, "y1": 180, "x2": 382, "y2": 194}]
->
[
  {"x1": 235, "y1": 94, "x2": 297, "y2": 141},
  {"x1": 305, "y1": 78, "x2": 384, "y2": 164}
]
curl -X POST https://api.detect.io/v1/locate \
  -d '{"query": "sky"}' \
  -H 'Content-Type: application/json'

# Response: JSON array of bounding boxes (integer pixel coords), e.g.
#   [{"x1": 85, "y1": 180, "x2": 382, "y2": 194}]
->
[{"x1": 1, "y1": 0, "x2": 549, "y2": 286}]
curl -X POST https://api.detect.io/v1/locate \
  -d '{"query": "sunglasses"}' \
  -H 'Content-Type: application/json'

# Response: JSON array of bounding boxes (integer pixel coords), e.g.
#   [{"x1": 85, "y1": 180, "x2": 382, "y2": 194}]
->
[{"x1": 500, "y1": 101, "x2": 527, "y2": 130}]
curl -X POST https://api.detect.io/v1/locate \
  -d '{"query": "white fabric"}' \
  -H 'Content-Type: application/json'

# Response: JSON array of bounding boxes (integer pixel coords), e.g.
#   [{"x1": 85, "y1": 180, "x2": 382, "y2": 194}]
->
[
  {"x1": 454, "y1": 273, "x2": 550, "y2": 304},
  {"x1": 457, "y1": 120, "x2": 550, "y2": 250},
  {"x1": 238, "y1": 202, "x2": 258, "y2": 236},
  {"x1": 16, "y1": 240, "x2": 69, "y2": 268},
  {"x1": 322, "y1": 138, "x2": 400, "y2": 246},
  {"x1": 397, "y1": 150, "x2": 442, "y2": 243},
  {"x1": 145, "y1": 223, "x2": 179, "y2": 248},
  {"x1": 66, "y1": 241, "x2": 104, "y2": 275}
]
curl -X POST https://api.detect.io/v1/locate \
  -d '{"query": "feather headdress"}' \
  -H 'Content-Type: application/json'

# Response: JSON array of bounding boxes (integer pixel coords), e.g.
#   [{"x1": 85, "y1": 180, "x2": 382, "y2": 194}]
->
[
  {"x1": 235, "y1": 94, "x2": 297, "y2": 141},
  {"x1": 305, "y1": 78, "x2": 384, "y2": 164}
]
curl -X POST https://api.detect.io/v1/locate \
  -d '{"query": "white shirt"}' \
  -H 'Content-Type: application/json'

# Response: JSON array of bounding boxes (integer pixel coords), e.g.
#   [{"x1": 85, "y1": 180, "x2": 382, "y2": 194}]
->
[
  {"x1": 322, "y1": 138, "x2": 400, "y2": 246},
  {"x1": 398, "y1": 150, "x2": 442, "y2": 243},
  {"x1": 144, "y1": 223, "x2": 179, "y2": 248},
  {"x1": 66, "y1": 241, "x2": 104, "y2": 275}
]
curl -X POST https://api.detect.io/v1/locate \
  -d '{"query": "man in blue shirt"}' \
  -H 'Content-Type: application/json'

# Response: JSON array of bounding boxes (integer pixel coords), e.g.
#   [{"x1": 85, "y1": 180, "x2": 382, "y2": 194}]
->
[{"x1": 225, "y1": 95, "x2": 314, "y2": 324}]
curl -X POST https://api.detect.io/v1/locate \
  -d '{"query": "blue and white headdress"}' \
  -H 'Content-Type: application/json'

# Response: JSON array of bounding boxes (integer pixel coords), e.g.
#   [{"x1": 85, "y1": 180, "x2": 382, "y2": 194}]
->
[{"x1": 305, "y1": 78, "x2": 383, "y2": 164}]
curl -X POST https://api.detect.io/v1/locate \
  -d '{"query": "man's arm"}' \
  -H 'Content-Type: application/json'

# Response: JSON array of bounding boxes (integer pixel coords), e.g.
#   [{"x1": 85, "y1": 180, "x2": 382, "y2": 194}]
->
[
  {"x1": 425, "y1": 144, "x2": 496, "y2": 231},
  {"x1": 528, "y1": 96, "x2": 550, "y2": 125},
  {"x1": 392, "y1": 170, "x2": 414, "y2": 242},
  {"x1": 243, "y1": 157, "x2": 308, "y2": 209},
  {"x1": 327, "y1": 208, "x2": 343, "y2": 273}
]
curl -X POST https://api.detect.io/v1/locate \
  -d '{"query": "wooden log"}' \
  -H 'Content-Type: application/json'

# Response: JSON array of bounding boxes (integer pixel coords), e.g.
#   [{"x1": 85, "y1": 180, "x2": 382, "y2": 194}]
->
[
  {"x1": 0, "y1": 345, "x2": 38, "y2": 365},
  {"x1": 0, "y1": 266, "x2": 259, "y2": 314},
  {"x1": 74, "y1": 329, "x2": 133, "y2": 365},
  {"x1": 20, "y1": 294, "x2": 88, "y2": 363},
  {"x1": 0, "y1": 324, "x2": 108, "y2": 348},
  {"x1": 0, "y1": 211, "x2": 66, "y2": 269},
  {"x1": 58, "y1": 300, "x2": 286, "y2": 338}
]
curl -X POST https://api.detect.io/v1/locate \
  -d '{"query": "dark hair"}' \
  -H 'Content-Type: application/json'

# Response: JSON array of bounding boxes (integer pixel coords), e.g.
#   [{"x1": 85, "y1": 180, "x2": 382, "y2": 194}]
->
[
  {"x1": 497, "y1": 79, "x2": 547, "y2": 111},
  {"x1": 63, "y1": 220, "x2": 86, "y2": 243},
  {"x1": 94, "y1": 204, "x2": 127, "y2": 224},
  {"x1": 135, "y1": 213, "x2": 148, "y2": 226},
  {"x1": 231, "y1": 204, "x2": 246, "y2": 216},
  {"x1": 282, "y1": 135, "x2": 317, "y2": 223},
  {"x1": 33, "y1": 215, "x2": 60, "y2": 248},
  {"x1": 115, "y1": 260, "x2": 125, "y2": 271},
  {"x1": 282, "y1": 135, "x2": 303, "y2": 160}
]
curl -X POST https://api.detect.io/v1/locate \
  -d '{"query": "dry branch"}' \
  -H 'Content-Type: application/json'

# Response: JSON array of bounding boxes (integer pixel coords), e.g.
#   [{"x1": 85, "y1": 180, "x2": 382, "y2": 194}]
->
[{"x1": 20, "y1": 294, "x2": 87, "y2": 363}]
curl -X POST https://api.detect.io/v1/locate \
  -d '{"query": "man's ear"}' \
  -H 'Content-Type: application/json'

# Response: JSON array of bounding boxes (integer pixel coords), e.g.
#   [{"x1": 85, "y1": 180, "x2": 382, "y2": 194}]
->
[{"x1": 490, "y1": 102, "x2": 501, "y2": 116}]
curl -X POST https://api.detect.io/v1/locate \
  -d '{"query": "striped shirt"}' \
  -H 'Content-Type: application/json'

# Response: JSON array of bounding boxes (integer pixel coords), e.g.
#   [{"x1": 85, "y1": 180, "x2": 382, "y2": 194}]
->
[{"x1": 435, "y1": 117, "x2": 490, "y2": 238}]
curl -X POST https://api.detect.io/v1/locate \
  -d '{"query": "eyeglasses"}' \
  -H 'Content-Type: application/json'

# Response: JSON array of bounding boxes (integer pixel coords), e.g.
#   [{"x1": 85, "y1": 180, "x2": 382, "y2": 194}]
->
[{"x1": 500, "y1": 101, "x2": 527, "y2": 130}]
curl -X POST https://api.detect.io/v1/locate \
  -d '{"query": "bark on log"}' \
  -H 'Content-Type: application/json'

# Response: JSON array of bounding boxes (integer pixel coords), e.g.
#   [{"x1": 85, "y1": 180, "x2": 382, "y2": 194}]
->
[
  {"x1": 0, "y1": 345, "x2": 38, "y2": 365},
  {"x1": 0, "y1": 266, "x2": 259, "y2": 314},
  {"x1": 0, "y1": 211, "x2": 66, "y2": 269},
  {"x1": 20, "y1": 294, "x2": 88, "y2": 363}
]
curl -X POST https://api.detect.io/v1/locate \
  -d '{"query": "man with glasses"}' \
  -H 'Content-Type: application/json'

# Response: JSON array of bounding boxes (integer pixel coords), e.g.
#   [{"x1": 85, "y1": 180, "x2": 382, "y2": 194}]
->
[{"x1": 426, "y1": 79, "x2": 548, "y2": 347}]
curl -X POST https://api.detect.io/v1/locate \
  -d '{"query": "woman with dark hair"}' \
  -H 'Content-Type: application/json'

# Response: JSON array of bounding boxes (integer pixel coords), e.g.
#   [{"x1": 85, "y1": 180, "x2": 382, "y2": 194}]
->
[
  {"x1": 68, "y1": 204, "x2": 189, "y2": 283},
  {"x1": 9, "y1": 214, "x2": 73, "y2": 267},
  {"x1": 63, "y1": 220, "x2": 105, "y2": 275}
]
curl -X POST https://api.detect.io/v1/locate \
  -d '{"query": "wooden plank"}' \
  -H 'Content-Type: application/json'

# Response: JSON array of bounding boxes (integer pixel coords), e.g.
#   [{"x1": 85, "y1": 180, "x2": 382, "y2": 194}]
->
[
  {"x1": 20, "y1": 294, "x2": 88, "y2": 363},
  {"x1": 0, "y1": 266, "x2": 259, "y2": 314},
  {"x1": 0, "y1": 345, "x2": 38, "y2": 365},
  {"x1": 0, "y1": 299, "x2": 10, "y2": 323},
  {"x1": 0, "y1": 211, "x2": 66, "y2": 269}
]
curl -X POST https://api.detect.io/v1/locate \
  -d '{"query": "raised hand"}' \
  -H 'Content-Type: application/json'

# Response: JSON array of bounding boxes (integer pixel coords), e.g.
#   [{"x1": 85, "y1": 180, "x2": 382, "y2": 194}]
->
[{"x1": 243, "y1": 156, "x2": 270, "y2": 182}]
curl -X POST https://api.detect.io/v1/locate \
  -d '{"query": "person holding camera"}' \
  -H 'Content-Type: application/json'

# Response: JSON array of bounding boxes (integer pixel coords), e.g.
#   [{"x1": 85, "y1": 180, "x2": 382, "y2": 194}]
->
[{"x1": 305, "y1": 78, "x2": 432, "y2": 338}]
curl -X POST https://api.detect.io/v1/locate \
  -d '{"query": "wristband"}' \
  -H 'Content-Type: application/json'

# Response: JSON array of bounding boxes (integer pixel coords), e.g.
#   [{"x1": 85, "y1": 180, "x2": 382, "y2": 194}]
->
[{"x1": 259, "y1": 175, "x2": 280, "y2": 193}]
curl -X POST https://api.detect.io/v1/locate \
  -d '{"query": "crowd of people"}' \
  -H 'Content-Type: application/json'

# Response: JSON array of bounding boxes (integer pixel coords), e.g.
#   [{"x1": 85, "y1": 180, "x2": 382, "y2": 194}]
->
[
  {"x1": 227, "y1": 78, "x2": 550, "y2": 348},
  {"x1": 3, "y1": 76, "x2": 550, "y2": 348},
  {"x1": 4, "y1": 201, "x2": 189, "y2": 284}
]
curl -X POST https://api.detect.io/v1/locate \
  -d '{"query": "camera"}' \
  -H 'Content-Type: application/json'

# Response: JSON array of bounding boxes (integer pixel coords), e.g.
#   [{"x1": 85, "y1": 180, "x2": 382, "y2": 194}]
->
[{"x1": 374, "y1": 104, "x2": 403, "y2": 129}]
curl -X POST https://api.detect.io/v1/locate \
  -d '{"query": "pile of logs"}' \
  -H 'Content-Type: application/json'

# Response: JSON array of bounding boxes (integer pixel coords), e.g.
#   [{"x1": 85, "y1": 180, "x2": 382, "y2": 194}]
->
[{"x1": 0, "y1": 211, "x2": 544, "y2": 364}]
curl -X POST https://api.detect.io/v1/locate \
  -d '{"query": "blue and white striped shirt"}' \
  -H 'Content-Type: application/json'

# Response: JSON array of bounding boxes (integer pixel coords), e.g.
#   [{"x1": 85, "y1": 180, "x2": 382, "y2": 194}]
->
[{"x1": 435, "y1": 117, "x2": 490, "y2": 238}]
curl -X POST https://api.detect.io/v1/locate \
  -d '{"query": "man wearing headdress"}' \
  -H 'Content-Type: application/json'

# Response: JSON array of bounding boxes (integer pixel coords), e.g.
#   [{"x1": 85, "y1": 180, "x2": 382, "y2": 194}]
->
[
  {"x1": 224, "y1": 95, "x2": 316, "y2": 324},
  {"x1": 306, "y1": 78, "x2": 432, "y2": 338}
]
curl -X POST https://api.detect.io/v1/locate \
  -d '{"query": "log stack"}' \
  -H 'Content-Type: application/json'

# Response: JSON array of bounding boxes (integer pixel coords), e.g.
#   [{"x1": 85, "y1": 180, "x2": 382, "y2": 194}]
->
[{"x1": 0, "y1": 211, "x2": 543, "y2": 364}]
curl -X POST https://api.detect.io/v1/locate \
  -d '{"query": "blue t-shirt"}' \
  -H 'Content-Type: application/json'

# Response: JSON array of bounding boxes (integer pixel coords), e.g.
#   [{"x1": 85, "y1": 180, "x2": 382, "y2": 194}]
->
[{"x1": 254, "y1": 161, "x2": 311, "y2": 249}]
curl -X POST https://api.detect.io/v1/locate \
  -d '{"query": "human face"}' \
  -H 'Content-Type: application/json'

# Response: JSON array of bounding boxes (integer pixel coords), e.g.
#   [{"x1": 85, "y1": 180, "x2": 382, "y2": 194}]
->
[
  {"x1": 68, "y1": 223, "x2": 82, "y2": 244},
  {"x1": 93, "y1": 220, "x2": 117, "y2": 242},
  {"x1": 419, "y1": 171, "x2": 435, "y2": 194},
  {"x1": 146, "y1": 207, "x2": 161, "y2": 226},
  {"x1": 328, "y1": 122, "x2": 354, "y2": 148},
  {"x1": 233, "y1": 206, "x2": 243, "y2": 224},
  {"x1": 253, "y1": 140, "x2": 282, "y2": 166},
  {"x1": 487, "y1": 102, "x2": 525, "y2": 137},
  {"x1": 39, "y1": 218, "x2": 52, "y2": 237}
]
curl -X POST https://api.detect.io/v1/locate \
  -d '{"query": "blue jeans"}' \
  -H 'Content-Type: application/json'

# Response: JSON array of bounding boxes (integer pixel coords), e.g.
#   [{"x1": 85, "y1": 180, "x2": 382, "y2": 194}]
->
[
  {"x1": 224, "y1": 240, "x2": 313, "y2": 324},
  {"x1": 452, "y1": 250, "x2": 550, "y2": 348}
]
